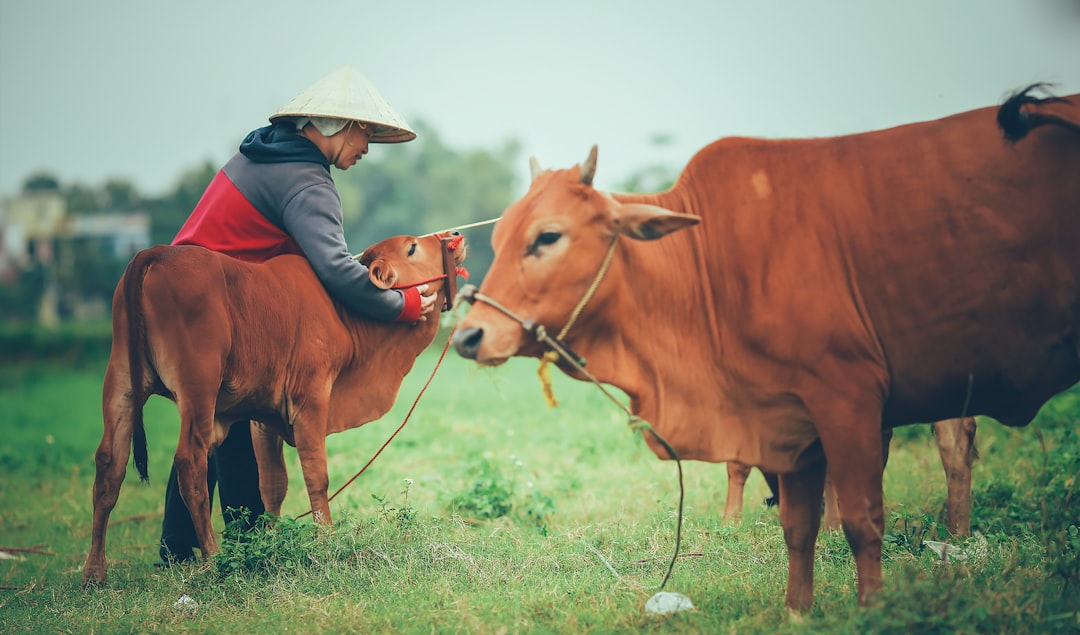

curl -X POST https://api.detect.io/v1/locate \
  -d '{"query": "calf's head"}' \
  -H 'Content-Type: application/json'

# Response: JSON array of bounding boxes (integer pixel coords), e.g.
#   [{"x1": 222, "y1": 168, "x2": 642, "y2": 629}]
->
[
  {"x1": 359, "y1": 231, "x2": 467, "y2": 306},
  {"x1": 453, "y1": 146, "x2": 698, "y2": 365}
]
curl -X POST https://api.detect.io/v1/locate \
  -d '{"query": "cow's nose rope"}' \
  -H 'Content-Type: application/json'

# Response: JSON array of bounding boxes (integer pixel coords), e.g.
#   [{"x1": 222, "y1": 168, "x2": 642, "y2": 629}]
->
[{"x1": 456, "y1": 236, "x2": 686, "y2": 592}]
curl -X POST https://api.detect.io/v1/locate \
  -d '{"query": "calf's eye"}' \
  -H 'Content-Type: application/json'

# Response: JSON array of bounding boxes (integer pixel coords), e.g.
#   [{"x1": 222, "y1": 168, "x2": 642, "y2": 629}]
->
[{"x1": 408, "y1": 243, "x2": 417, "y2": 256}]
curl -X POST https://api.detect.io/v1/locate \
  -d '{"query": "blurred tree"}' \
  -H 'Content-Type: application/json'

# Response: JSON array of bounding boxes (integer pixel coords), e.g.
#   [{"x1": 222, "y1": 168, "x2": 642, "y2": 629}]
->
[
  {"x1": 0, "y1": 262, "x2": 46, "y2": 322},
  {"x1": 23, "y1": 172, "x2": 61, "y2": 192},
  {"x1": 64, "y1": 183, "x2": 103, "y2": 215},
  {"x1": 62, "y1": 237, "x2": 128, "y2": 306},
  {"x1": 102, "y1": 179, "x2": 141, "y2": 212},
  {"x1": 616, "y1": 163, "x2": 678, "y2": 194},
  {"x1": 145, "y1": 160, "x2": 215, "y2": 245},
  {"x1": 614, "y1": 132, "x2": 680, "y2": 193}
]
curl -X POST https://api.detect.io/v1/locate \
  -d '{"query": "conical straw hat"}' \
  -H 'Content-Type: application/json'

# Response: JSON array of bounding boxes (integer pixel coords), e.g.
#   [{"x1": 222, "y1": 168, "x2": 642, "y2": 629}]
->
[{"x1": 270, "y1": 65, "x2": 416, "y2": 143}]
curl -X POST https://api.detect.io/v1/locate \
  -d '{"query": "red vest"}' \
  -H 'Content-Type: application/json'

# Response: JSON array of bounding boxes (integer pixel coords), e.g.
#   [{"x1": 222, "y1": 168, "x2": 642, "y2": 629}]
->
[{"x1": 172, "y1": 171, "x2": 304, "y2": 263}]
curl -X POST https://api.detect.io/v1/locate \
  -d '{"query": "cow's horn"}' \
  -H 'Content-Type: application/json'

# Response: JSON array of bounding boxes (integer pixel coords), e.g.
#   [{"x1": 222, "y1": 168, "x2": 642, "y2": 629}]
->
[
  {"x1": 529, "y1": 157, "x2": 543, "y2": 182},
  {"x1": 581, "y1": 145, "x2": 598, "y2": 186}
]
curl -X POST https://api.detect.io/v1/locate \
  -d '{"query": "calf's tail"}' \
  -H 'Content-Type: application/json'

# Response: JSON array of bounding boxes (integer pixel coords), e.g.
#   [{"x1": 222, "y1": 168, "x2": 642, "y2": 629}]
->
[
  {"x1": 121, "y1": 249, "x2": 156, "y2": 482},
  {"x1": 997, "y1": 83, "x2": 1080, "y2": 143}
]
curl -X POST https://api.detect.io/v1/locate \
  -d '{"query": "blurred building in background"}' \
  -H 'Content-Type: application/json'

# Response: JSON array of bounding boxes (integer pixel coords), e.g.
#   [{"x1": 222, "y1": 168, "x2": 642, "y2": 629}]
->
[{"x1": 1, "y1": 188, "x2": 149, "y2": 325}]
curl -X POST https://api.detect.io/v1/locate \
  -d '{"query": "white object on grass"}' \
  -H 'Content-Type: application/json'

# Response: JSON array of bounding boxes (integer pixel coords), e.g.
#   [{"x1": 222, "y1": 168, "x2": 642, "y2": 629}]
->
[
  {"x1": 925, "y1": 532, "x2": 988, "y2": 563},
  {"x1": 173, "y1": 594, "x2": 198, "y2": 612},
  {"x1": 646, "y1": 591, "x2": 695, "y2": 615}
]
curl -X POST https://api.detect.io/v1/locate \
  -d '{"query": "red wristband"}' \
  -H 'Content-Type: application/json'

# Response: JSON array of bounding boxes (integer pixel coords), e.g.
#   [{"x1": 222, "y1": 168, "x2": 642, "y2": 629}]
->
[{"x1": 394, "y1": 287, "x2": 422, "y2": 323}]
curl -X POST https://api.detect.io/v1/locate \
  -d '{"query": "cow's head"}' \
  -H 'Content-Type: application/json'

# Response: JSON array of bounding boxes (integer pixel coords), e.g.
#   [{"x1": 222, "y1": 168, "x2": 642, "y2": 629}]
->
[
  {"x1": 453, "y1": 146, "x2": 698, "y2": 365},
  {"x1": 359, "y1": 231, "x2": 467, "y2": 309}
]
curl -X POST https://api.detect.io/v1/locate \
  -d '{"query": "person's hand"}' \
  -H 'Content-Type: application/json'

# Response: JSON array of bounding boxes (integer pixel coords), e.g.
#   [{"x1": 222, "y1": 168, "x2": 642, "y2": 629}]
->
[{"x1": 416, "y1": 284, "x2": 438, "y2": 322}]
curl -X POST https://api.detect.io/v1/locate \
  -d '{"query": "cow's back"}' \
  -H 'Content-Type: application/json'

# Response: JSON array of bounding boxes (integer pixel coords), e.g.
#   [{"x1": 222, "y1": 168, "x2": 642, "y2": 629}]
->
[
  {"x1": 842, "y1": 98, "x2": 1080, "y2": 426},
  {"x1": 666, "y1": 96, "x2": 1080, "y2": 429},
  {"x1": 135, "y1": 246, "x2": 345, "y2": 418}
]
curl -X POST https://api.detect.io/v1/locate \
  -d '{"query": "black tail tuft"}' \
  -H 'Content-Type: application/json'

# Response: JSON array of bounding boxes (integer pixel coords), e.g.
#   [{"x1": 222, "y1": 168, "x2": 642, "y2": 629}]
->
[{"x1": 997, "y1": 82, "x2": 1077, "y2": 143}]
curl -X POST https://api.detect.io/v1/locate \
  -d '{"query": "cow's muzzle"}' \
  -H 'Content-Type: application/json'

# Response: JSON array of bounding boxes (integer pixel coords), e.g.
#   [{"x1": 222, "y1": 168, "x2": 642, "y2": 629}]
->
[
  {"x1": 453, "y1": 284, "x2": 586, "y2": 367},
  {"x1": 451, "y1": 323, "x2": 483, "y2": 360}
]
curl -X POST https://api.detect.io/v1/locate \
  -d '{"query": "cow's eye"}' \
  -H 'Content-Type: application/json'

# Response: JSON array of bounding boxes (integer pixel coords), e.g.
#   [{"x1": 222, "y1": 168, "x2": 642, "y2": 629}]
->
[
  {"x1": 407, "y1": 242, "x2": 417, "y2": 256},
  {"x1": 529, "y1": 231, "x2": 561, "y2": 255}
]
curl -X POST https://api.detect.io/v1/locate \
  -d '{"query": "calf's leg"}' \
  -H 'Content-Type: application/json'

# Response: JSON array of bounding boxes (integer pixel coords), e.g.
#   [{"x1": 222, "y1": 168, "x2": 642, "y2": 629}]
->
[
  {"x1": 291, "y1": 400, "x2": 333, "y2": 525},
  {"x1": 251, "y1": 422, "x2": 289, "y2": 517},
  {"x1": 173, "y1": 398, "x2": 219, "y2": 558},
  {"x1": 82, "y1": 369, "x2": 138, "y2": 586},
  {"x1": 159, "y1": 460, "x2": 215, "y2": 563}
]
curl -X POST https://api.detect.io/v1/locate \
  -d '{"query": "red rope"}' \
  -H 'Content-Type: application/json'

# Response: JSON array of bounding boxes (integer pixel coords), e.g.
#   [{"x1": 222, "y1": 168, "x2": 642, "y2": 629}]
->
[{"x1": 296, "y1": 325, "x2": 456, "y2": 520}]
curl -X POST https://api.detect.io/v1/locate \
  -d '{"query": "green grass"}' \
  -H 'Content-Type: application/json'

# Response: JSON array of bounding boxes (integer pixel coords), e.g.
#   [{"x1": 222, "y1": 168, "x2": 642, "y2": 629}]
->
[{"x1": 0, "y1": 330, "x2": 1077, "y2": 633}]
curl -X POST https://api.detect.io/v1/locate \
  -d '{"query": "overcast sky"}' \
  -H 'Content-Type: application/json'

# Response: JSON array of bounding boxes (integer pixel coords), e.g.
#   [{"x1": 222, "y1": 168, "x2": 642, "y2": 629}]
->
[{"x1": 2, "y1": 0, "x2": 1079, "y2": 201}]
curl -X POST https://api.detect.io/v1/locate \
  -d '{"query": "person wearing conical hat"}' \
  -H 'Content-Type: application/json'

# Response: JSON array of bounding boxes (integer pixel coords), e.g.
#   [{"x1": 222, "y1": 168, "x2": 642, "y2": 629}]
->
[{"x1": 158, "y1": 65, "x2": 432, "y2": 566}]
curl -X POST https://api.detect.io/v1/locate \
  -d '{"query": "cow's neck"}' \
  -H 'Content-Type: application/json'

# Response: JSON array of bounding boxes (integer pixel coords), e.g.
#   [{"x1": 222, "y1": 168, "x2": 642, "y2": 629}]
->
[
  {"x1": 552, "y1": 191, "x2": 751, "y2": 464},
  {"x1": 323, "y1": 307, "x2": 443, "y2": 435}
]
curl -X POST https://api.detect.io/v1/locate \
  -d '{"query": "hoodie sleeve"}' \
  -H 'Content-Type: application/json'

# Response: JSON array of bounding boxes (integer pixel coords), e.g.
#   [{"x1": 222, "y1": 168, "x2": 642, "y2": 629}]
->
[{"x1": 279, "y1": 180, "x2": 409, "y2": 322}]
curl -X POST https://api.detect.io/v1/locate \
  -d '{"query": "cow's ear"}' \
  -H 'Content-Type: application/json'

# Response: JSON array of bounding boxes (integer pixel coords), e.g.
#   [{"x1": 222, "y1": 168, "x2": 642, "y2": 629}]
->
[
  {"x1": 614, "y1": 203, "x2": 700, "y2": 240},
  {"x1": 367, "y1": 259, "x2": 398, "y2": 290}
]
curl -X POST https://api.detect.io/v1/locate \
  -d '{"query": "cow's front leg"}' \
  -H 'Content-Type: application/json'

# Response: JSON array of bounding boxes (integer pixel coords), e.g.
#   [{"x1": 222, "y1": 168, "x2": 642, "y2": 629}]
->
[
  {"x1": 251, "y1": 421, "x2": 288, "y2": 517},
  {"x1": 292, "y1": 402, "x2": 332, "y2": 526},
  {"x1": 822, "y1": 430, "x2": 890, "y2": 532},
  {"x1": 818, "y1": 416, "x2": 887, "y2": 606},
  {"x1": 777, "y1": 454, "x2": 827, "y2": 611}
]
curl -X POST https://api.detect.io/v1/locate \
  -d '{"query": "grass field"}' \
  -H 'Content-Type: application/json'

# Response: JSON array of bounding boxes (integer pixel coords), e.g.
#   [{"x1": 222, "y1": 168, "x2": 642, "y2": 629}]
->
[{"x1": 1, "y1": 329, "x2": 1077, "y2": 633}]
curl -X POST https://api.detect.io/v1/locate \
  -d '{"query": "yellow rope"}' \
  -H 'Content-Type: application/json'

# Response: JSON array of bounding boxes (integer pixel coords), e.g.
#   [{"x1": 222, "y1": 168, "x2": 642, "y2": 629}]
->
[
  {"x1": 556, "y1": 235, "x2": 618, "y2": 341},
  {"x1": 537, "y1": 235, "x2": 619, "y2": 407},
  {"x1": 538, "y1": 350, "x2": 560, "y2": 407}
]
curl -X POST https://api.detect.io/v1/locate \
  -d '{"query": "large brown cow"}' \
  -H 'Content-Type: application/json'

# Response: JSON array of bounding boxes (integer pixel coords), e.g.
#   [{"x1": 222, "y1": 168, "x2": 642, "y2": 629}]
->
[
  {"x1": 82, "y1": 232, "x2": 466, "y2": 586},
  {"x1": 452, "y1": 86, "x2": 1080, "y2": 609}
]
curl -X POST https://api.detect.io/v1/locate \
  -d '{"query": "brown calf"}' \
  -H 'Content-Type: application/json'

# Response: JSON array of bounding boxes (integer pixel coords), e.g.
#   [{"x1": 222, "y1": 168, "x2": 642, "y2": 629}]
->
[{"x1": 82, "y1": 232, "x2": 465, "y2": 586}]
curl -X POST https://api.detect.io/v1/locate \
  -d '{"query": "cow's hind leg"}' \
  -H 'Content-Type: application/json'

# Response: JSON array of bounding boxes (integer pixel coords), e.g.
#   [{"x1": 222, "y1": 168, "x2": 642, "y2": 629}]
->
[
  {"x1": 173, "y1": 396, "x2": 219, "y2": 558},
  {"x1": 723, "y1": 462, "x2": 751, "y2": 522},
  {"x1": 822, "y1": 469, "x2": 841, "y2": 531},
  {"x1": 934, "y1": 417, "x2": 976, "y2": 536},
  {"x1": 83, "y1": 368, "x2": 140, "y2": 586},
  {"x1": 778, "y1": 454, "x2": 828, "y2": 611}
]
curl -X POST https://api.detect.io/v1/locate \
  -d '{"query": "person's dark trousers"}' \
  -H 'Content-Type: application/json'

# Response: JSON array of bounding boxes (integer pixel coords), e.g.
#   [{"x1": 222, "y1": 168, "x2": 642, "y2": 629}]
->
[{"x1": 159, "y1": 421, "x2": 264, "y2": 563}]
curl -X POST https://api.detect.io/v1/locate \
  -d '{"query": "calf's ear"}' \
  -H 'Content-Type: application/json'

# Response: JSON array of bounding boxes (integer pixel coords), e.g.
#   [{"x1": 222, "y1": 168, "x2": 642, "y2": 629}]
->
[
  {"x1": 367, "y1": 259, "x2": 398, "y2": 290},
  {"x1": 614, "y1": 203, "x2": 700, "y2": 240}
]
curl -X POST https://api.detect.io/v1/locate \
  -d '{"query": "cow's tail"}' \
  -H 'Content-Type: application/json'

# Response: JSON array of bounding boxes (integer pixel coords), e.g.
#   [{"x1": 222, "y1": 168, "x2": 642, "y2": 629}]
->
[
  {"x1": 997, "y1": 83, "x2": 1080, "y2": 143},
  {"x1": 121, "y1": 248, "x2": 156, "y2": 482}
]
